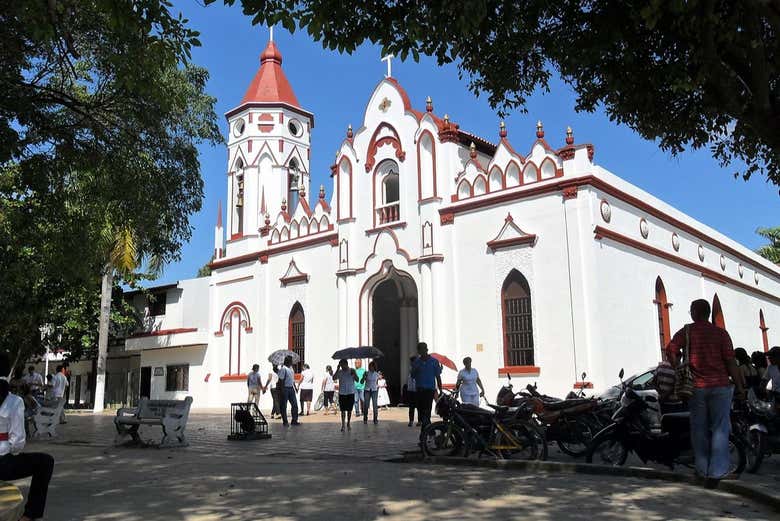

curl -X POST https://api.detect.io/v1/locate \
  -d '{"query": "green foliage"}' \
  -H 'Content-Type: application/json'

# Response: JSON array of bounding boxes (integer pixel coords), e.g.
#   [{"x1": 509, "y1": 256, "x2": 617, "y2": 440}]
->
[
  {"x1": 0, "y1": 1, "x2": 222, "y2": 364},
  {"x1": 216, "y1": 0, "x2": 780, "y2": 187},
  {"x1": 197, "y1": 256, "x2": 215, "y2": 278},
  {"x1": 756, "y1": 226, "x2": 780, "y2": 263}
]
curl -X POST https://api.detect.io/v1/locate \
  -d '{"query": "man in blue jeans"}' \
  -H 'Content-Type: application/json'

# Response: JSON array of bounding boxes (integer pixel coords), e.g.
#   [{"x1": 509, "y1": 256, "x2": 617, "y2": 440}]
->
[
  {"x1": 277, "y1": 356, "x2": 299, "y2": 426},
  {"x1": 411, "y1": 342, "x2": 442, "y2": 442},
  {"x1": 666, "y1": 299, "x2": 745, "y2": 488}
]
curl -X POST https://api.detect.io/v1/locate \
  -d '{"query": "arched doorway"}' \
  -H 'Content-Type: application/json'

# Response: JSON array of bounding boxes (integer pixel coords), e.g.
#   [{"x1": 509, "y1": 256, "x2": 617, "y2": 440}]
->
[{"x1": 368, "y1": 265, "x2": 418, "y2": 404}]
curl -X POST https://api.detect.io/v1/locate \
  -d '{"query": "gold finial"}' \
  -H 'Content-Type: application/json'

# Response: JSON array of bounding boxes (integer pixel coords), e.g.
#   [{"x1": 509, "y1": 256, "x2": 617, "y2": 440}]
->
[
  {"x1": 319, "y1": 184, "x2": 325, "y2": 199},
  {"x1": 565, "y1": 126, "x2": 574, "y2": 145},
  {"x1": 469, "y1": 141, "x2": 477, "y2": 159},
  {"x1": 425, "y1": 96, "x2": 433, "y2": 112},
  {"x1": 536, "y1": 120, "x2": 544, "y2": 138},
  {"x1": 499, "y1": 120, "x2": 507, "y2": 138},
  {"x1": 347, "y1": 124, "x2": 353, "y2": 139},
  {"x1": 444, "y1": 113, "x2": 449, "y2": 123}
]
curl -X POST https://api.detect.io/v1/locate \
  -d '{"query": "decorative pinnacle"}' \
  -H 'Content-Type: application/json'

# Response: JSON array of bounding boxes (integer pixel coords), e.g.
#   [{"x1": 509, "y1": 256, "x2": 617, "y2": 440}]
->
[
  {"x1": 536, "y1": 120, "x2": 544, "y2": 139},
  {"x1": 565, "y1": 126, "x2": 574, "y2": 145},
  {"x1": 425, "y1": 96, "x2": 433, "y2": 112},
  {"x1": 443, "y1": 113, "x2": 449, "y2": 125},
  {"x1": 347, "y1": 124, "x2": 353, "y2": 139},
  {"x1": 299, "y1": 184, "x2": 306, "y2": 198},
  {"x1": 319, "y1": 184, "x2": 325, "y2": 199},
  {"x1": 499, "y1": 120, "x2": 507, "y2": 138},
  {"x1": 264, "y1": 213, "x2": 270, "y2": 226},
  {"x1": 469, "y1": 141, "x2": 477, "y2": 159},
  {"x1": 281, "y1": 198, "x2": 287, "y2": 211}
]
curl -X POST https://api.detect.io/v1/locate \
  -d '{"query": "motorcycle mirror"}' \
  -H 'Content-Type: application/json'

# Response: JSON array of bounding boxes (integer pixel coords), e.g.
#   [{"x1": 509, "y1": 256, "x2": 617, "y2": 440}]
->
[{"x1": 619, "y1": 368, "x2": 625, "y2": 380}]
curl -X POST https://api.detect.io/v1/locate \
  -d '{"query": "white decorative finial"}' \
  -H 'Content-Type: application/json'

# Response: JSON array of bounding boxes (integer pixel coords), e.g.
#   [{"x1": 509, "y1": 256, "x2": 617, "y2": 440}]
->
[
  {"x1": 269, "y1": 26, "x2": 274, "y2": 42},
  {"x1": 381, "y1": 54, "x2": 394, "y2": 78}
]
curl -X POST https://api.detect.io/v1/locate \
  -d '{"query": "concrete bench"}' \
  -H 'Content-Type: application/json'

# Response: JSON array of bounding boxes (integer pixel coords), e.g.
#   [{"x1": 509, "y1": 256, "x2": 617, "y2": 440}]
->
[
  {"x1": 31, "y1": 398, "x2": 65, "y2": 439},
  {"x1": 0, "y1": 481, "x2": 23, "y2": 521},
  {"x1": 114, "y1": 397, "x2": 193, "y2": 448}
]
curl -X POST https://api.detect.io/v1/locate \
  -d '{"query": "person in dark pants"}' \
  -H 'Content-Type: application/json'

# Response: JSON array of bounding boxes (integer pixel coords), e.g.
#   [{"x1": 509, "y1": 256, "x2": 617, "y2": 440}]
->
[
  {"x1": 0, "y1": 379, "x2": 54, "y2": 521},
  {"x1": 411, "y1": 342, "x2": 442, "y2": 442},
  {"x1": 406, "y1": 356, "x2": 418, "y2": 427},
  {"x1": 264, "y1": 365, "x2": 281, "y2": 419},
  {"x1": 277, "y1": 356, "x2": 299, "y2": 426}
]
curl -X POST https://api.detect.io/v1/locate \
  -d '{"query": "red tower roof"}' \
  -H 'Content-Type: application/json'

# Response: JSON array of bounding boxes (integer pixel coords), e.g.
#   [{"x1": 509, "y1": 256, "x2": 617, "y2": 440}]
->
[{"x1": 240, "y1": 41, "x2": 300, "y2": 107}]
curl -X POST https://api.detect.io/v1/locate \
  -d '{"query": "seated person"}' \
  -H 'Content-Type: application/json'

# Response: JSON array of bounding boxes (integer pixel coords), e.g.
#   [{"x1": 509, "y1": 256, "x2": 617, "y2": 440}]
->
[{"x1": 0, "y1": 379, "x2": 54, "y2": 521}]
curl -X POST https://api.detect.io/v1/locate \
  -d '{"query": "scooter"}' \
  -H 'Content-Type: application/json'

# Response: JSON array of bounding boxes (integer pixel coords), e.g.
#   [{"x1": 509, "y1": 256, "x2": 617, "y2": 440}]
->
[
  {"x1": 586, "y1": 369, "x2": 747, "y2": 475},
  {"x1": 738, "y1": 389, "x2": 780, "y2": 472}
]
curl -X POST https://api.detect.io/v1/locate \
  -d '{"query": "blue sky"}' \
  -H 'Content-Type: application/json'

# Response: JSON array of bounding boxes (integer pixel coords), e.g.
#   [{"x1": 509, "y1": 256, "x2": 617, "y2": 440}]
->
[{"x1": 156, "y1": 1, "x2": 778, "y2": 285}]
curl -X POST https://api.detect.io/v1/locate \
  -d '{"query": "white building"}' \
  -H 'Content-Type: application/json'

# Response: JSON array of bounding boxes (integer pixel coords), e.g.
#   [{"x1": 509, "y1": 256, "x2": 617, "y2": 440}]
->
[{"x1": 120, "y1": 39, "x2": 779, "y2": 408}]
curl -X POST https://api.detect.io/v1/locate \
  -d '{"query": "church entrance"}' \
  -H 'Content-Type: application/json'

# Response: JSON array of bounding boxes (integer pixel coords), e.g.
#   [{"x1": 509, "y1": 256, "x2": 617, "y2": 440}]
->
[{"x1": 370, "y1": 267, "x2": 418, "y2": 405}]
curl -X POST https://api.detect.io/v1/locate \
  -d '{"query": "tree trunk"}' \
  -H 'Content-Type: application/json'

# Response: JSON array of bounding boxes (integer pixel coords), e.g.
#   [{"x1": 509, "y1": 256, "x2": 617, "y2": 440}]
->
[{"x1": 93, "y1": 265, "x2": 113, "y2": 413}]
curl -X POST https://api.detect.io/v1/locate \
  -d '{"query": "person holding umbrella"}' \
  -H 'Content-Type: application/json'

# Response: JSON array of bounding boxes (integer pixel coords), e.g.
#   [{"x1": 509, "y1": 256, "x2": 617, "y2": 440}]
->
[
  {"x1": 455, "y1": 357, "x2": 485, "y2": 406},
  {"x1": 333, "y1": 359, "x2": 359, "y2": 432},
  {"x1": 277, "y1": 356, "x2": 299, "y2": 426},
  {"x1": 411, "y1": 342, "x2": 442, "y2": 440}
]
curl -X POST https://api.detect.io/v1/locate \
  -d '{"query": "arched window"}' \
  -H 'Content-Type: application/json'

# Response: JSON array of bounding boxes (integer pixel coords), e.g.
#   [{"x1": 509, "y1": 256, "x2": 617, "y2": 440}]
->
[
  {"x1": 383, "y1": 171, "x2": 399, "y2": 204},
  {"x1": 501, "y1": 270, "x2": 534, "y2": 367},
  {"x1": 234, "y1": 157, "x2": 245, "y2": 235},
  {"x1": 760, "y1": 309, "x2": 769, "y2": 352},
  {"x1": 287, "y1": 158, "x2": 300, "y2": 211},
  {"x1": 288, "y1": 302, "x2": 305, "y2": 373},
  {"x1": 712, "y1": 294, "x2": 725, "y2": 329},
  {"x1": 218, "y1": 302, "x2": 251, "y2": 378},
  {"x1": 654, "y1": 277, "x2": 671, "y2": 353}
]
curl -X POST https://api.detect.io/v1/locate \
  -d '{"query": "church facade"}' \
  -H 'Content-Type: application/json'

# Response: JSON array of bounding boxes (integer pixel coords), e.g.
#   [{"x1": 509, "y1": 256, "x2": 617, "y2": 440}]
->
[{"x1": 120, "y1": 39, "x2": 780, "y2": 409}]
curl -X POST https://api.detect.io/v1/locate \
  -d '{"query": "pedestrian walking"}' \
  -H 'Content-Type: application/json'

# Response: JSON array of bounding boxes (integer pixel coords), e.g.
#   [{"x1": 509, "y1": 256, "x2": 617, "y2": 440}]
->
[
  {"x1": 665, "y1": 299, "x2": 745, "y2": 489},
  {"x1": 411, "y1": 342, "x2": 442, "y2": 441},
  {"x1": 246, "y1": 364, "x2": 262, "y2": 406},
  {"x1": 299, "y1": 364, "x2": 315, "y2": 415},
  {"x1": 406, "y1": 356, "x2": 418, "y2": 427},
  {"x1": 456, "y1": 357, "x2": 485, "y2": 406},
  {"x1": 277, "y1": 356, "x2": 299, "y2": 426},
  {"x1": 333, "y1": 359, "x2": 358, "y2": 432},
  {"x1": 361, "y1": 361, "x2": 380, "y2": 424},
  {"x1": 51, "y1": 365, "x2": 69, "y2": 424},
  {"x1": 0, "y1": 378, "x2": 55, "y2": 521},
  {"x1": 322, "y1": 365, "x2": 335, "y2": 414},
  {"x1": 377, "y1": 375, "x2": 390, "y2": 408},
  {"x1": 263, "y1": 365, "x2": 281, "y2": 419},
  {"x1": 353, "y1": 359, "x2": 366, "y2": 416}
]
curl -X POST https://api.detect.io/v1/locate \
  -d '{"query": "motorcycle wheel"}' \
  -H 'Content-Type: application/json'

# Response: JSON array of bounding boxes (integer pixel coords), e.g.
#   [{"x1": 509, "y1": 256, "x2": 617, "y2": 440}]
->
[
  {"x1": 313, "y1": 393, "x2": 325, "y2": 412},
  {"x1": 421, "y1": 421, "x2": 463, "y2": 457},
  {"x1": 497, "y1": 423, "x2": 548, "y2": 461},
  {"x1": 585, "y1": 429, "x2": 629, "y2": 466},
  {"x1": 728, "y1": 435, "x2": 748, "y2": 475},
  {"x1": 743, "y1": 430, "x2": 766, "y2": 474},
  {"x1": 558, "y1": 416, "x2": 597, "y2": 458}
]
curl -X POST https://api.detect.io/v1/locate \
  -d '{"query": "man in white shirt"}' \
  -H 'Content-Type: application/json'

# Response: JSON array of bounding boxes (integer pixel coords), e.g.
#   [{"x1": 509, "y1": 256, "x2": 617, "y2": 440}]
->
[
  {"x1": 277, "y1": 356, "x2": 299, "y2": 426},
  {"x1": 51, "y1": 365, "x2": 69, "y2": 424},
  {"x1": 0, "y1": 379, "x2": 55, "y2": 520},
  {"x1": 22, "y1": 366, "x2": 44, "y2": 391},
  {"x1": 298, "y1": 364, "x2": 315, "y2": 416}
]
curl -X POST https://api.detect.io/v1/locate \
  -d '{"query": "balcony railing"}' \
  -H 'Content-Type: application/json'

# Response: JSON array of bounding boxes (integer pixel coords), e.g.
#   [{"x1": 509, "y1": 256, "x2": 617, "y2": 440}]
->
[{"x1": 376, "y1": 202, "x2": 400, "y2": 225}]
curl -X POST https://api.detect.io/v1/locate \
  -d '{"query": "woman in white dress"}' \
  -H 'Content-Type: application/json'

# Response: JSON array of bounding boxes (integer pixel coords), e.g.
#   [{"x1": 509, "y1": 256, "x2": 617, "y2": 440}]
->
[
  {"x1": 456, "y1": 357, "x2": 485, "y2": 406},
  {"x1": 377, "y1": 374, "x2": 390, "y2": 408}
]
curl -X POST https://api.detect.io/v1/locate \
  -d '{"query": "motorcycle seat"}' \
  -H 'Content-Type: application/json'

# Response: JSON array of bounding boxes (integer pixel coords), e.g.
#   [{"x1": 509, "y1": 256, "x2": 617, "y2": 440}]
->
[
  {"x1": 544, "y1": 398, "x2": 592, "y2": 411},
  {"x1": 458, "y1": 404, "x2": 494, "y2": 416}
]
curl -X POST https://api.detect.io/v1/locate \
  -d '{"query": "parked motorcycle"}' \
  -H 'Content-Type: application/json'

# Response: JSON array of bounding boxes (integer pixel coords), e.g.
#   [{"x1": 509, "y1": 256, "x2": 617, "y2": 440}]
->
[
  {"x1": 586, "y1": 369, "x2": 746, "y2": 475},
  {"x1": 421, "y1": 389, "x2": 546, "y2": 461},
  {"x1": 736, "y1": 389, "x2": 780, "y2": 473}
]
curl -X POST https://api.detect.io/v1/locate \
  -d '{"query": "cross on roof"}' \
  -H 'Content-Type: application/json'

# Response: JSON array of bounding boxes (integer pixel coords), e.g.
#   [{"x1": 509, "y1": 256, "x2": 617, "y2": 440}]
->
[{"x1": 382, "y1": 54, "x2": 394, "y2": 78}]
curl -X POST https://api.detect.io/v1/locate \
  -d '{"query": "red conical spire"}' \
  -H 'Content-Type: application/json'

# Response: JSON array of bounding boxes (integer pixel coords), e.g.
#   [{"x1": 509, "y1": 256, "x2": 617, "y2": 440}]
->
[{"x1": 241, "y1": 40, "x2": 300, "y2": 107}]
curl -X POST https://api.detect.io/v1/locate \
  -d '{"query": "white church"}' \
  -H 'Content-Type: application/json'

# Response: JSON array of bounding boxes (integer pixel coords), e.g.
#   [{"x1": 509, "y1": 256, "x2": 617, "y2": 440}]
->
[{"x1": 62, "y1": 38, "x2": 780, "y2": 409}]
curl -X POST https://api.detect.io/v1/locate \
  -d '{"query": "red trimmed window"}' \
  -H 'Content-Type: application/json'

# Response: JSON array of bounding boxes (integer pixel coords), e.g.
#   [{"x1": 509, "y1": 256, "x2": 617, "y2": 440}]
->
[
  {"x1": 501, "y1": 270, "x2": 534, "y2": 367},
  {"x1": 712, "y1": 294, "x2": 725, "y2": 329},
  {"x1": 760, "y1": 309, "x2": 769, "y2": 352},
  {"x1": 289, "y1": 302, "x2": 305, "y2": 372},
  {"x1": 654, "y1": 277, "x2": 671, "y2": 354}
]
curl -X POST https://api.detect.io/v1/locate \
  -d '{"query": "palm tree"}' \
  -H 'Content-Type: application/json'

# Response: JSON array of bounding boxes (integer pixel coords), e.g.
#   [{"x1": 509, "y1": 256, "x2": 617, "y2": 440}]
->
[
  {"x1": 756, "y1": 226, "x2": 780, "y2": 264},
  {"x1": 93, "y1": 226, "x2": 139, "y2": 413}
]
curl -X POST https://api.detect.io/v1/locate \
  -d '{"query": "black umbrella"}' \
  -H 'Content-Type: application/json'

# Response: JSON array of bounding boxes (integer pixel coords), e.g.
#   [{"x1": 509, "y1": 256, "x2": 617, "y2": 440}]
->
[
  {"x1": 268, "y1": 349, "x2": 300, "y2": 366},
  {"x1": 331, "y1": 346, "x2": 384, "y2": 360}
]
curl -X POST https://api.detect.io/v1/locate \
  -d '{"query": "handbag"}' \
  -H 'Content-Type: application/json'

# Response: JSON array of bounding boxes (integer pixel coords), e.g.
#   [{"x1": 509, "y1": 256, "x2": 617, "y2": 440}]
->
[{"x1": 674, "y1": 325, "x2": 695, "y2": 399}]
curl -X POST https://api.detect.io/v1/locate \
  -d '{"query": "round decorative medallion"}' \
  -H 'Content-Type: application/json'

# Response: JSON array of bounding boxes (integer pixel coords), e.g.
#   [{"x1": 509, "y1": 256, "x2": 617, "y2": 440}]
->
[
  {"x1": 671, "y1": 232, "x2": 680, "y2": 251},
  {"x1": 639, "y1": 218, "x2": 649, "y2": 239},
  {"x1": 720, "y1": 254, "x2": 726, "y2": 271},
  {"x1": 600, "y1": 200, "x2": 611, "y2": 223},
  {"x1": 738, "y1": 264, "x2": 744, "y2": 278},
  {"x1": 697, "y1": 244, "x2": 705, "y2": 262},
  {"x1": 754, "y1": 272, "x2": 759, "y2": 285}
]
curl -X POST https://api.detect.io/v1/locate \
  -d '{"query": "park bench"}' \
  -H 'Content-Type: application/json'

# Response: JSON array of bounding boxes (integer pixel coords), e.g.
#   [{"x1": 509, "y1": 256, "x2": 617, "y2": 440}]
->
[
  {"x1": 31, "y1": 398, "x2": 65, "y2": 439},
  {"x1": 0, "y1": 481, "x2": 23, "y2": 521},
  {"x1": 114, "y1": 397, "x2": 193, "y2": 448}
]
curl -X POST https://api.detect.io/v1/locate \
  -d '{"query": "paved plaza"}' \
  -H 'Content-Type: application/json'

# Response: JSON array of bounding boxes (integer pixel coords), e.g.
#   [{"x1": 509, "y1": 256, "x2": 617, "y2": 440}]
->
[{"x1": 8, "y1": 407, "x2": 780, "y2": 520}]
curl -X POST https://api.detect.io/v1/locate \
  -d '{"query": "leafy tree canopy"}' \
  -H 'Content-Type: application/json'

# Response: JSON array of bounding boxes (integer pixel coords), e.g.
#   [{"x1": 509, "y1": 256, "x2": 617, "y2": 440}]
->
[
  {"x1": 217, "y1": 0, "x2": 780, "y2": 188},
  {"x1": 756, "y1": 226, "x2": 780, "y2": 264},
  {"x1": 1, "y1": 1, "x2": 222, "y2": 364}
]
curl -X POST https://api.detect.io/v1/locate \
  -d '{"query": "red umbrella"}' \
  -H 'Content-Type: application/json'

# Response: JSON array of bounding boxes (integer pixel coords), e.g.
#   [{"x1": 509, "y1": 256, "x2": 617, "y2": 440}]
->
[{"x1": 430, "y1": 353, "x2": 457, "y2": 371}]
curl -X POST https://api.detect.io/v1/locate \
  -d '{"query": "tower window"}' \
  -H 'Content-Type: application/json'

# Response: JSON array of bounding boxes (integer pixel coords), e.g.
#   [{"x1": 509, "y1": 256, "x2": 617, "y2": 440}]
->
[
  {"x1": 288, "y1": 119, "x2": 303, "y2": 137},
  {"x1": 233, "y1": 119, "x2": 246, "y2": 137}
]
